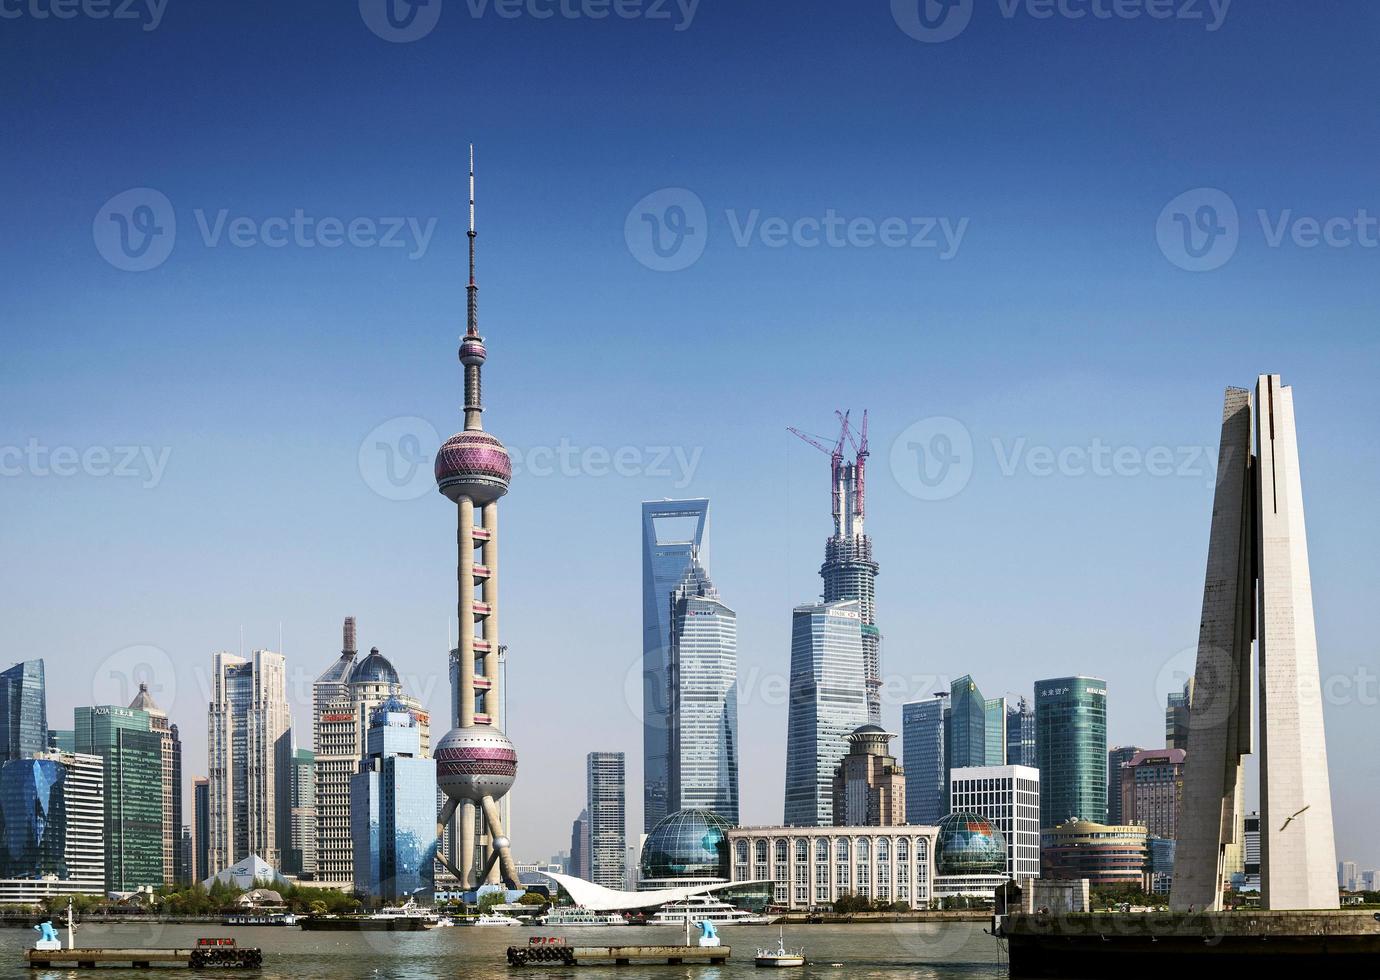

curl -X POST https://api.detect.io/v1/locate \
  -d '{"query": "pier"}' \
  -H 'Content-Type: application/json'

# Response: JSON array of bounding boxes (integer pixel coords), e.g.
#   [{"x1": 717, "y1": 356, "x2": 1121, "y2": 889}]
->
[
  {"x1": 27, "y1": 942, "x2": 262, "y2": 970},
  {"x1": 508, "y1": 943, "x2": 731, "y2": 967}
]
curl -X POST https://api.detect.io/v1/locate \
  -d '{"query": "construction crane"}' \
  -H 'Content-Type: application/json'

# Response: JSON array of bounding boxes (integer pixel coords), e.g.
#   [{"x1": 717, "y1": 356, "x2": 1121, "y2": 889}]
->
[
  {"x1": 836, "y1": 409, "x2": 869, "y2": 520},
  {"x1": 787, "y1": 411, "x2": 850, "y2": 528}
]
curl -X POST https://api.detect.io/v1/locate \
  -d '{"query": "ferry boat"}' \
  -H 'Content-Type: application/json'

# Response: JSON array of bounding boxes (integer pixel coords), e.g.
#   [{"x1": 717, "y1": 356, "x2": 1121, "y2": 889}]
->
[
  {"x1": 539, "y1": 907, "x2": 629, "y2": 927},
  {"x1": 647, "y1": 894, "x2": 777, "y2": 926},
  {"x1": 470, "y1": 913, "x2": 521, "y2": 927}
]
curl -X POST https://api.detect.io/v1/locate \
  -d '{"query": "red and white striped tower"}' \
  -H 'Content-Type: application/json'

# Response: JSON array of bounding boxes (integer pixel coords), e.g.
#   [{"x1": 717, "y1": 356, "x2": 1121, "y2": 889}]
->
[{"x1": 433, "y1": 147, "x2": 519, "y2": 889}]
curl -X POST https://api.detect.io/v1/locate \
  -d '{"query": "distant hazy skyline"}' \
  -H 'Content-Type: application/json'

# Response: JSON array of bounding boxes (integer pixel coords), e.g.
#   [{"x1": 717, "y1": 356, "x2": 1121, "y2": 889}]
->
[{"x1": 4, "y1": 3, "x2": 1378, "y2": 868}]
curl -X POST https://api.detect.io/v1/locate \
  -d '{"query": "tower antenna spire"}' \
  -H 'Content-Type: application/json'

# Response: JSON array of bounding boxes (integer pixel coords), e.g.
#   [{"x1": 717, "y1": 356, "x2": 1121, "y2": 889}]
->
[{"x1": 466, "y1": 143, "x2": 478, "y2": 338}]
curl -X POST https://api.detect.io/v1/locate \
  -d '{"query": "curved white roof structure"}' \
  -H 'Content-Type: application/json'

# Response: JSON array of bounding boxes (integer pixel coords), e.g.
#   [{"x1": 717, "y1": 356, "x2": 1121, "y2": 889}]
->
[{"x1": 538, "y1": 871, "x2": 756, "y2": 913}]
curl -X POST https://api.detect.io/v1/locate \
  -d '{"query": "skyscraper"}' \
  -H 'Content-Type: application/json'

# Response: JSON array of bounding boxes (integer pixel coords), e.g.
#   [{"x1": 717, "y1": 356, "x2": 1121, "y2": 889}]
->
[
  {"x1": 947, "y1": 676, "x2": 986, "y2": 771},
  {"x1": 128, "y1": 682, "x2": 181, "y2": 886},
  {"x1": 75, "y1": 705, "x2": 163, "y2": 891},
  {"x1": 1005, "y1": 697, "x2": 1036, "y2": 769},
  {"x1": 950, "y1": 765, "x2": 1041, "y2": 879},
  {"x1": 433, "y1": 149, "x2": 520, "y2": 890},
  {"x1": 1165, "y1": 679, "x2": 1192, "y2": 750},
  {"x1": 0, "y1": 660, "x2": 47, "y2": 763},
  {"x1": 192, "y1": 776, "x2": 209, "y2": 883},
  {"x1": 586, "y1": 752, "x2": 625, "y2": 889},
  {"x1": 984, "y1": 696, "x2": 1007, "y2": 767},
  {"x1": 351, "y1": 698, "x2": 437, "y2": 902},
  {"x1": 666, "y1": 550, "x2": 739, "y2": 822},
  {"x1": 1120, "y1": 748, "x2": 1185, "y2": 841},
  {"x1": 641, "y1": 498, "x2": 709, "y2": 832},
  {"x1": 0, "y1": 751, "x2": 104, "y2": 900},
  {"x1": 1034, "y1": 677, "x2": 1108, "y2": 827},
  {"x1": 569, "y1": 808, "x2": 588, "y2": 880},
  {"x1": 784, "y1": 599, "x2": 868, "y2": 826},
  {"x1": 207, "y1": 649, "x2": 291, "y2": 875},
  {"x1": 902, "y1": 695, "x2": 947, "y2": 825},
  {"x1": 1106, "y1": 745, "x2": 1142, "y2": 826},
  {"x1": 1174, "y1": 377, "x2": 1339, "y2": 912},
  {"x1": 831, "y1": 724, "x2": 906, "y2": 826},
  {"x1": 288, "y1": 747, "x2": 315, "y2": 877}
]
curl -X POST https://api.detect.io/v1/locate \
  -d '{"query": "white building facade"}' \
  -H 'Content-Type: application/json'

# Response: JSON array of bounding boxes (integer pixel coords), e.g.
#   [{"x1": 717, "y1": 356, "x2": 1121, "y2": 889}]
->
[{"x1": 949, "y1": 765, "x2": 1041, "y2": 880}]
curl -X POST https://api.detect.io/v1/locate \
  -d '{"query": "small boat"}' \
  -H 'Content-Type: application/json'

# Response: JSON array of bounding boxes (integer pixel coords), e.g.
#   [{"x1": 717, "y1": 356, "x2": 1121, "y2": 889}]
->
[
  {"x1": 754, "y1": 930, "x2": 806, "y2": 968},
  {"x1": 471, "y1": 913, "x2": 521, "y2": 926}
]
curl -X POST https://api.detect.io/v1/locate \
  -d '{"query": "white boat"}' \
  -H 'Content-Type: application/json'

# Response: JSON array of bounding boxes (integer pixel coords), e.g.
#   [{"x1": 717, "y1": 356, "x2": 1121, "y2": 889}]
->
[
  {"x1": 539, "y1": 907, "x2": 628, "y2": 927},
  {"x1": 647, "y1": 894, "x2": 778, "y2": 926},
  {"x1": 471, "y1": 913, "x2": 521, "y2": 926},
  {"x1": 754, "y1": 929, "x2": 806, "y2": 968}
]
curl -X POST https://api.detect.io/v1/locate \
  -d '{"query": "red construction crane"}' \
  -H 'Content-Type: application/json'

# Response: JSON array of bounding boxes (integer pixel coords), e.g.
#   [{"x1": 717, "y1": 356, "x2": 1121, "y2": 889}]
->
[{"x1": 836, "y1": 408, "x2": 870, "y2": 519}]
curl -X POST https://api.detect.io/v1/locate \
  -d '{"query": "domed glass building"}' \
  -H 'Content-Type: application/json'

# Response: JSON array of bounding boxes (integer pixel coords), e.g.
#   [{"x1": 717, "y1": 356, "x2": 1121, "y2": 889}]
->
[
  {"x1": 639, "y1": 809, "x2": 732, "y2": 888},
  {"x1": 934, "y1": 812, "x2": 1010, "y2": 899}
]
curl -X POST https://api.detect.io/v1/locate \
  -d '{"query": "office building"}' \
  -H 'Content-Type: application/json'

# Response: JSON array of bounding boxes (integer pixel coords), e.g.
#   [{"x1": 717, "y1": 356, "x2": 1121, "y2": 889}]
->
[
  {"x1": 587, "y1": 752, "x2": 626, "y2": 889},
  {"x1": 1041, "y1": 819, "x2": 1148, "y2": 887},
  {"x1": 1165, "y1": 678, "x2": 1192, "y2": 750},
  {"x1": 0, "y1": 751, "x2": 104, "y2": 903},
  {"x1": 1106, "y1": 745, "x2": 1142, "y2": 826},
  {"x1": 903, "y1": 695, "x2": 947, "y2": 826},
  {"x1": 0, "y1": 660, "x2": 47, "y2": 763},
  {"x1": 784, "y1": 600, "x2": 868, "y2": 826},
  {"x1": 666, "y1": 550, "x2": 739, "y2": 823},
  {"x1": 641, "y1": 498, "x2": 709, "y2": 832},
  {"x1": 984, "y1": 697, "x2": 1007, "y2": 767},
  {"x1": 192, "y1": 776, "x2": 210, "y2": 883},
  {"x1": 832, "y1": 724, "x2": 905, "y2": 826},
  {"x1": 75, "y1": 705, "x2": 163, "y2": 891},
  {"x1": 569, "y1": 808, "x2": 589, "y2": 880},
  {"x1": 947, "y1": 676, "x2": 986, "y2": 771},
  {"x1": 1120, "y1": 748, "x2": 1185, "y2": 841},
  {"x1": 1233, "y1": 810, "x2": 1261, "y2": 893},
  {"x1": 288, "y1": 747, "x2": 315, "y2": 876},
  {"x1": 1035, "y1": 677, "x2": 1107, "y2": 826},
  {"x1": 128, "y1": 682, "x2": 182, "y2": 886},
  {"x1": 207, "y1": 649, "x2": 291, "y2": 875},
  {"x1": 1174, "y1": 377, "x2": 1339, "y2": 911},
  {"x1": 351, "y1": 698, "x2": 437, "y2": 902},
  {"x1": 1339, "y1": 860, "x2": 1359, "y2": 893},
  {"x1": 949, "y1": 765, "x2": 1041, "y2": 880},
  {"x1": 728, "y1": 825, "x2": 938, "y2": 910},
  {"x1": 1005, "y1": 698, "x2": 1036, "y2": 769},
  {"x1": 47, "y1": 729, "x2": 75, "y2": 754}
]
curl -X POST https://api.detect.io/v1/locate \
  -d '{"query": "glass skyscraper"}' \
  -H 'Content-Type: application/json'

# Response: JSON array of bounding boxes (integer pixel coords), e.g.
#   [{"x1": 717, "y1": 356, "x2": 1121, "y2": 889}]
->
[
  {"x1": 0, "y1": 660, "x2": 47, "y2": 764},
  {"x1": 586, "y1": 752, "x2": 626, "y2": 888},
  {"x1": 984, "y1": 697, "x2": 1007, "y2": 767},
  {"x1": 350, "y1": 698, "x2": 437, "y2": 902},
  {"x1": 74, "y1": 705, "x2": 164, "y2": 891},
  {"x1": 1165, "y1": 678, "x2": 1192, "y2": 750},
  {"x1": 641, "y1": 499, "x2": 709, "y2": 832},
  {"x1": 784, "y1": 599, "x2": 868, "y2": 827},
  {"x1": 902, "y1": 696, "x2": 947, "y2": 825},
  {"x1": 1035, "y1": 676, "x2": 1108, "y2": 827},
  {"x1": 1005, "y1": 698, "x2": 1037, "y2": 769},
  {"x1": 0, "y1": 758, "x2": 66, "y2": 878},
  {"x1": 947, "y1": 676, "x2": 986, "y2": 771},
  {"x1": 1106, "y1": 744, "x2": 1143, "y2": 826},
  {"x1": 666, "y1": 552, "x2": 739, "y2": 823}
]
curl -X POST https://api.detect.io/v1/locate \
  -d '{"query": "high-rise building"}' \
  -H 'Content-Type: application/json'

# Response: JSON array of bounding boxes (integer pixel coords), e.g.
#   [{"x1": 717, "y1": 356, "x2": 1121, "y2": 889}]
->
[
  {"x1": 1339, "y1": 860, "x2": 1359, "y2": 893},
  {"x1": 784, "y1": 600, "x2": 868, "y2": 827},
  {"x1": 1165, "y1": 678, "x2": 1192, "y2": 750},
  {"x1": 949, "y1": 765, "x2": 1041, "y2": 879},
  {"x1": 569, "y1": 808, "x2": 589, "y2": 880},
  {"x1": 432, "y1": 152, "x2": 521, "y2": 890},
  {"x1": 832, "y1": 724, "x2": 906, "y2": 826},
  {"x1": 0, "y1": 751, "x2": 105, "y2": 902},
  {"x1": 586, "y1": 752, "x2": 625, "y2": 889},
  {"x1": 1120, "y1": 748, "x2": 1185, "y2": 840},
  {"x1": 47, "y1": 729, "x2": 74, "y2": 754},
  {"x1": 351, "y1": 698, "x2": 437, "y2": 902},
  {"x1": 57, "y1": 751, "x2": 105, "y2": 894},
  {"x1": 1174, "y1": 377, "x2": 1340, "y2": 912},
  {"x1": 902, "y1": 695, "x2": 947, "y2": 826},
  {"x1": 75, "y1": 705, "x2": 163, "y2": 891},
  {"x1": 0, "y1": 660, "x2": 47, "y2": 763},
  {"x1": 666, "y1": 550, "x2": 739, "y2": 822},
  {"x1": 947, "y1": 676, "x2": 986, "y2": 771},
  {"x1": 1239, "y1": 810, "x2": 1261, "y2": 892},
  {"x1": 192, "y1": 776, "x2": 210, "y2": 883},
  {"x1": 207, "y1": 649, "x2": 291, "y2": 875},
  {"x1": 128, "y1": 682, "x2": 181, "y2": 886},
  {"x1": 288, "y1": 747, "x2": 315, "y2": 876},
  {"x1": 1034, "y1": 677, "x2": 1108, "y2": 827},
  {"x1": 1005, "y1": 698, "x2": 1036, "y2": 769},
  {"x1": 984, "y1": 697, "x2": 1007, "y2": 767},
  {"x1": 315, "y1": 643, "x2": 429, "y2": 884},
  {"x1": 178, "y1": 826, "x2": 194, "y2": 885},
  {"x1": 641, "y1": 498, "x2": 709, "y2": 832},
  {"x1": 1106, "y1": 745, "x2": 1142, "y2": 826}
]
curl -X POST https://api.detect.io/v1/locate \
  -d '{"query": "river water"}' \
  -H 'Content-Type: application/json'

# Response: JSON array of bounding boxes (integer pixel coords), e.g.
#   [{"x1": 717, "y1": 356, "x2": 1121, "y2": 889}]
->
[{"x1": 6, "y1": 920, "x2": 1010, "y2": 979}]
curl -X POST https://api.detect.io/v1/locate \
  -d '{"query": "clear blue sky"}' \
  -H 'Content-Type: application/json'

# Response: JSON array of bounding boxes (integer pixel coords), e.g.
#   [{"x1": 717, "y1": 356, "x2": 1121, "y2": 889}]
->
[{"x1": 3, "y1": 1, "x2": 1379, "y2": 867}]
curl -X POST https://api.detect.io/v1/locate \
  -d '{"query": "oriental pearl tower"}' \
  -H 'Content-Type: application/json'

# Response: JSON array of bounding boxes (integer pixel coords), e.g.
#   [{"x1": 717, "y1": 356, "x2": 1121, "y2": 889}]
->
[{"x1": 433, "y1": 147, "x2": 520, "y2": 889}]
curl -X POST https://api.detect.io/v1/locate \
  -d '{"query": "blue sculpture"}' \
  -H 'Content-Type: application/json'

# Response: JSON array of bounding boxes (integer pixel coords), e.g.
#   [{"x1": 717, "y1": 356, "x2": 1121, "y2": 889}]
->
[
  {"x1": 697, "y1": 920, "x2": 719, "y2": 943},
  {"x1": 34, "y1": 919, "x2": 58, "y2": 944}
]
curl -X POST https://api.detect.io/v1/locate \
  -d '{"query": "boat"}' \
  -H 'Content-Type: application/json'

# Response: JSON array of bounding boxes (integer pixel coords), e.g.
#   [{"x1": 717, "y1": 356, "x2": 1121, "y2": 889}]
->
[
  {"x1": 754, "y1": 929, "x2": 806, "y2": 968},
  {"x1": 539, "y1": 907, "x2": 629, "y2": 927},
  {"x1": 301, "y1": 899, "x2": 436, "y2": 931},
  {"x1": 471, "y1": 913, "x2": 521, "y2": 926},
  {"x1": 224, "y1": 912, "x2": 298, "y2": 926},
  {"x1": 647, "y1": 894, "x2": 778, "y2": 926}
]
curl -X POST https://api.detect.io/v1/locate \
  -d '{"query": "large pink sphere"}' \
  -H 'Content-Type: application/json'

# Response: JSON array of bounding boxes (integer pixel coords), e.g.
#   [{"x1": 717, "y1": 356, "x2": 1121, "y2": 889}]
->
[
  {"x1": 436, "y1": 726, "x2": 517, "y2": 802},
  {"x1": 435, "y1": 430, "x2": 511, "y2": 505}
]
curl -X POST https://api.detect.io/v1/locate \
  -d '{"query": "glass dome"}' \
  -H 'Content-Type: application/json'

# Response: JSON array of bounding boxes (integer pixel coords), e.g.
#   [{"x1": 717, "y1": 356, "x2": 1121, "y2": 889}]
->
[
  {"x1": 639, "y1": 808, "x2": 733, "y2": 881},
  {"x1": 935, "y1": 812, "x2": 1007, "y2": 876},
  {"x1": 349, "y1": 647, "x2": 400, "y2": 687}
]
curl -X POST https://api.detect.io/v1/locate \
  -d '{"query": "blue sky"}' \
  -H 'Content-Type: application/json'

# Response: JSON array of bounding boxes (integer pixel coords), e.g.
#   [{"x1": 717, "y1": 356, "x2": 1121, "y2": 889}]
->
[{"x1": 3, "y1": 1, "x2": 1379, "y2": 866}]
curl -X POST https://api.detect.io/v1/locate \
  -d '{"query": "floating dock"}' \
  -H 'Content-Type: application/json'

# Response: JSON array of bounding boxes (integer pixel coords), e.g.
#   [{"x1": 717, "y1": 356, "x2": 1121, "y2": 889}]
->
[
  {"x1": 27, "y1": 943, "x2": 263, "y2": 969},
  {"x1": 508, "y1": 943, "x2": 730, "y2": 967}
]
